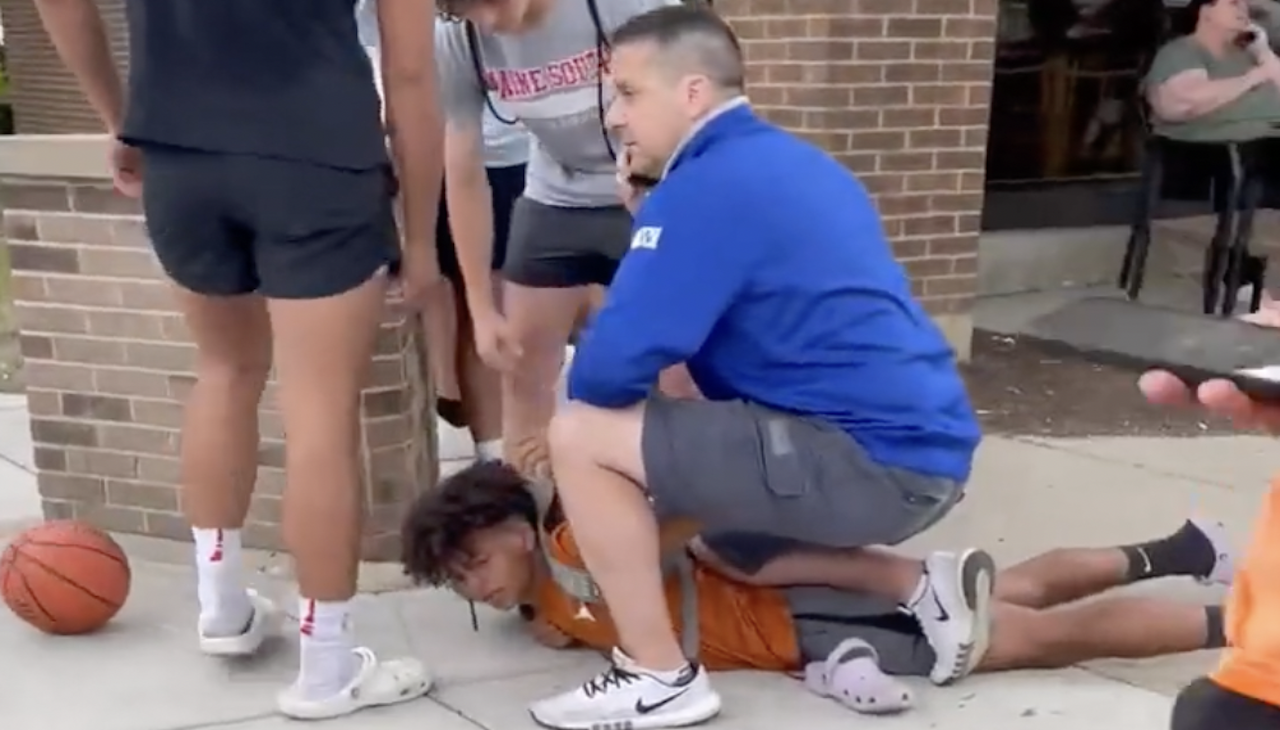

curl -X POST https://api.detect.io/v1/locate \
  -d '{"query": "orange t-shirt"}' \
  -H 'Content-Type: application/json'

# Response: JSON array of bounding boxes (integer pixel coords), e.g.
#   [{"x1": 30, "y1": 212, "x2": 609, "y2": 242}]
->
[
  {"x1": 534, "y1": 523, "x2": 801, "y2": 672},
  {"x1": 1212, "y1": 478, "x2": 1280, "y2": 707}
]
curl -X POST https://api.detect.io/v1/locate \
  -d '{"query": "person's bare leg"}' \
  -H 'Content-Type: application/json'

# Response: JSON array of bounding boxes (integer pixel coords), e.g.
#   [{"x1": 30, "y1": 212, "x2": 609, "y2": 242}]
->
[
  {"x1": 177, "y1": 289, "x2": 272, "y2": 644},
  {"x1": 977, "y1": 599, "x2": 1225, "y2": 672},
  {"x1": 997, "y1": 519, "x2": 1227, "y2": 609},
  {"x1": 547, "y1": 401, "x2": 685, "y2": 670},
  {"x1": 269, "y1": 273, "x2": 386, "y2": 699},
  {"x1": 456, "y1": 273, "x2": 503, "y2": 459},
  {"x1": 502, "y1": 282, "x2": 584, "y2": 478}
]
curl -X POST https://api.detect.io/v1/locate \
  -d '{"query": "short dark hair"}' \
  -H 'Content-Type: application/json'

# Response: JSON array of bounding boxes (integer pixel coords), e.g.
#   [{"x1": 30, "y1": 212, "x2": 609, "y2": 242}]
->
[
  {"x1": 610, "y1": 4, "x2": 745, "y2": 91},
  {"x1": 400, "y1": 461, "x2": 539, "y2": 586}
]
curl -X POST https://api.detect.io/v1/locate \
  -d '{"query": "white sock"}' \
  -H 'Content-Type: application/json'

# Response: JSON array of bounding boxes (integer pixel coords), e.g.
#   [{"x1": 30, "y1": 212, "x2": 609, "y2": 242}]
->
[
  {"x1": 297, "y1": 598, "x2": 359, "y2": 700},
  {"x1": 192, "y1": 527, "x2": 253, "y2": 637},
  {"x1": 475, "y1": 439, "x2": 503, "y2": 462}
]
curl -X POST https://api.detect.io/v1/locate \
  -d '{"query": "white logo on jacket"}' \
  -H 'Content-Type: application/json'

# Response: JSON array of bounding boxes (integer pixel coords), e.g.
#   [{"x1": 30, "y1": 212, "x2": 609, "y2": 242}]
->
[{"x1": 631, "y1": 226, "x2": 662, "y2": 250}]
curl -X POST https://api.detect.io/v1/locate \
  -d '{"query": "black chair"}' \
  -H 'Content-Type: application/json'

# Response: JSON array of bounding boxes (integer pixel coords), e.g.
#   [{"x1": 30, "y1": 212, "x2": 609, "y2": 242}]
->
[{"x1": 1118, "y1": 133, "x2": 1268, "y2": 317}]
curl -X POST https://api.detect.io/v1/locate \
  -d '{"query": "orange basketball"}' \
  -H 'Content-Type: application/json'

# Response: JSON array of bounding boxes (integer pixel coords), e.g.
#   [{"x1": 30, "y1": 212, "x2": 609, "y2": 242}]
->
[{"x1": 0, "y1": 520, "x2": 131, "y2": 635}]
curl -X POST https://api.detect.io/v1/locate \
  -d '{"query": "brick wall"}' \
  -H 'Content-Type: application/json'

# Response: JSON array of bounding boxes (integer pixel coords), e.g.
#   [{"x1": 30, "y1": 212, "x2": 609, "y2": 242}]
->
[
  {"x1": 717, "y1": 0, "x2": 997, "y2": 327},
  {"x1": 0, "y1": 176, "x2": 434, "y2": 559}
]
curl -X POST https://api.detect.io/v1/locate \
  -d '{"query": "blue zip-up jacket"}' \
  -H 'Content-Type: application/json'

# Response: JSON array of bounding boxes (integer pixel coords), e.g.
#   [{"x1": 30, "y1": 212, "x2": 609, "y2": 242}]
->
[{"x1": 567, "y1": 103, "x2": 981, "y2": 482}]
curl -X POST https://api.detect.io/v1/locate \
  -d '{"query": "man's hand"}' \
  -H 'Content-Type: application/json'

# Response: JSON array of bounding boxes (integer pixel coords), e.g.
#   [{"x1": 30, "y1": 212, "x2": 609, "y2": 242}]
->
[
  {"x1": 471, "y1": 305, "x2": 523, "y2": 372},
  {"x1": 616, "y1": 148, "x2": 650, "y2": 215},
  {"x1": 111, "y1": 140, "x2": 143, "y2": 198}
]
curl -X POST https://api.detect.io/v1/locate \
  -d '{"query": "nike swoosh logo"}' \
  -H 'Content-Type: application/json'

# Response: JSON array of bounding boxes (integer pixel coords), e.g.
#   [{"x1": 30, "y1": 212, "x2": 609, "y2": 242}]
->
[
  {"x1": 1137, "y1": 547, "x2": 1152, "y2": 574},
  {"x1": 931, "y1": 592, "x2": 950, "y2": 622},
  {"x1": 635, "y1": 688, "x2": 690, "y2": 714}
]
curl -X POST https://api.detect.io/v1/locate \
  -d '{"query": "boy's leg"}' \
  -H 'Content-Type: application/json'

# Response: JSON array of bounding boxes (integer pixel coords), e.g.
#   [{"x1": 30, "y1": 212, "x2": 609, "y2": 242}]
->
[
  {"x1": 976, "y1": 599, "x2": 1224, "y2": 672},
  {"x1": 786, "y1": 588, "x2": 1224, "y2": 681},
  {"x1": 241, "y1": 156, "x2": 429, "y2": 719},
  {"x1": 501, "y1": 200, "x2": 630, "y2": 479},
  {"x1": 141, "y1": 147, "x2": 274, "y2": 653},
  {"x1": 996, "y1": 517, "x2": 1233, "y2": 609}
]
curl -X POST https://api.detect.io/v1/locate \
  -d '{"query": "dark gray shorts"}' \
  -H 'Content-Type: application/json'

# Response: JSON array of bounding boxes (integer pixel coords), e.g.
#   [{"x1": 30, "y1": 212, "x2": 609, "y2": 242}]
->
[
  {"x1": 141, "y1": 145, "x2": 398, "y2": 299},
  {"x1": 785, "y1": 584, "x2": 935, "y2": 676},
  {"x1": 642, "y1": 397, "x2": 965, "y2": 557},
  {"x1": 503, "y1": 197, "x2": 631, "y2": 288}
]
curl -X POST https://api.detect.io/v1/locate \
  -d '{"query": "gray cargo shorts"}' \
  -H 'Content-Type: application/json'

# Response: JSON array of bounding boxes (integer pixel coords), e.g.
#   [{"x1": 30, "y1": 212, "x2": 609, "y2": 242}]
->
[{"x1": 642, "y1": 397, "x2": 965, "y2": 560}]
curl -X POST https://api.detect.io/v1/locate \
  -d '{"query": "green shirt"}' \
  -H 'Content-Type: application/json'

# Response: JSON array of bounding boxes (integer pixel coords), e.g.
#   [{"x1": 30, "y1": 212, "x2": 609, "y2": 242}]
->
[{"x1": 1146, "y1": 36, "x2": 1280, "y2": 142}]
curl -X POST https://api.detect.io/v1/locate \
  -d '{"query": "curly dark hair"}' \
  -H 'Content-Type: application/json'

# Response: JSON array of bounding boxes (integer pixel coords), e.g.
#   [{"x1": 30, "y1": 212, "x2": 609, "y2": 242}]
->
[{"x1": 400, "y1": 460, "x2": 540, "y2": 586}]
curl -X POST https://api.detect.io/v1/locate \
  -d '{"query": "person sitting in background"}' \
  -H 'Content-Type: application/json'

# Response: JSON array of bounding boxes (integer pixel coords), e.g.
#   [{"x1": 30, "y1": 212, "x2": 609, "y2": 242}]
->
[
  {"x1": 1146, "y1": 0, "x2": 1280, "y2": 142},
  {"x1": 402, "y1": 462, "x2": 1236, "y2": 717}
]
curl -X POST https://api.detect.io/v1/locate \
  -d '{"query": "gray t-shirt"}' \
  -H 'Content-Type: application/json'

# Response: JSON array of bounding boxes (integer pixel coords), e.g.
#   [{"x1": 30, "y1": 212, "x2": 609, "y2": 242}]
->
[
  {"x1": 437, "y1": 0, "x2": 680, "y2": 207},
  {"x1": 358, "y1": 2, "x2": 531, "y2": 167}
]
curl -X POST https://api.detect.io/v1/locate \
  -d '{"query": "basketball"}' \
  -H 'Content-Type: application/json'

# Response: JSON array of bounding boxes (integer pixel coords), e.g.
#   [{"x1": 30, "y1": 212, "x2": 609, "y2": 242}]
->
[{"x1": 0, "y1": 520, "x2": 131, "y2": 635}]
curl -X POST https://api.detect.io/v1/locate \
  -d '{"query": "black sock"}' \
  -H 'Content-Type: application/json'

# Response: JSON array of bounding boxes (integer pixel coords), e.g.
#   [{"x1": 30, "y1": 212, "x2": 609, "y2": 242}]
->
[
  {"x1": 1203, "y1": 606, "x2": 1227, "y2": 649},
  {"x1": 1120, "y1": 521, "x2": 1217, "y2": 582}
]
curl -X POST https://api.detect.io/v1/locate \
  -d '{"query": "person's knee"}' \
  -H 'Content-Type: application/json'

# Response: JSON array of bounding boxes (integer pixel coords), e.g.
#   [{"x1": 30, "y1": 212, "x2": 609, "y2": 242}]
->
[
  {"x1": 194, "y1": 355, "x2": 271, "y2": 396},
  {"x1": 548, "y1": 401, "x2": 597, "y2": 459}
]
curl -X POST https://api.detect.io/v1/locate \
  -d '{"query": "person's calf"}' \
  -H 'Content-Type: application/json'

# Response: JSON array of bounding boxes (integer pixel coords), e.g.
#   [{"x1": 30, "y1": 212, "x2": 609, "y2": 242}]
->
[
  {"x1": 184, "y1": 361, "x2": 270, "y2": 647},
  {"x1": 977, "y1": 599, "x2": 1225, "y2": 673}
]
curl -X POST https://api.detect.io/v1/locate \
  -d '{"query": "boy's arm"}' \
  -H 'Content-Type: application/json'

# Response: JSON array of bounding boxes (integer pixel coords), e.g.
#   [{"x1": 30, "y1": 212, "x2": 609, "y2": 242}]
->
[
  {"x1": 567, "y1": 188, "x2": 757, "y2": 407},
  {"x1": 32, "y1": 0, "x2": 125, "y2": 132}
]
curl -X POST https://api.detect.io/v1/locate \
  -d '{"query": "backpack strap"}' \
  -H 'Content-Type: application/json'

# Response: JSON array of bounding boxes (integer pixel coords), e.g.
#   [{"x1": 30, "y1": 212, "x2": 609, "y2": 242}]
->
[{"x1": 534, "y1": 483, "x2": 701, "y2": 659}]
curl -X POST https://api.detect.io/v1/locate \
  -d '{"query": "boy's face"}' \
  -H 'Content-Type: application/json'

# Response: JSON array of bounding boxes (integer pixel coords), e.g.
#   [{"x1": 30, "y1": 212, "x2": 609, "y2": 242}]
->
[{"x1": 445, "y1": 520, "x2": 539, "y2": 610}]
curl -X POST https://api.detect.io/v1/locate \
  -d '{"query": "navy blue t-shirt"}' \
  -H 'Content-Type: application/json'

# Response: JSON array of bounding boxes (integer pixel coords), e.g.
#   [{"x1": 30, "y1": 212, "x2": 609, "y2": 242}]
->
[{"x1": 121, "y1": 0, "x2": 387, "y2": 170}]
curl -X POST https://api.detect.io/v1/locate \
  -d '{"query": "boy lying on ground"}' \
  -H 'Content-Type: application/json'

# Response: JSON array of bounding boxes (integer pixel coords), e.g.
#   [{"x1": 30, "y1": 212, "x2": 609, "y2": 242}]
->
[{"x1": 402, "y1": 462, "x2": 1234, "y2": 714}]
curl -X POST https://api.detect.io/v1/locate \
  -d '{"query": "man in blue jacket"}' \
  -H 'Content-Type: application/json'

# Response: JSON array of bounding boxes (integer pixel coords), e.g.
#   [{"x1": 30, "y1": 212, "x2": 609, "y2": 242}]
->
[{"x1": 530, "y1": 6, "x2": 986, "y2": 730}]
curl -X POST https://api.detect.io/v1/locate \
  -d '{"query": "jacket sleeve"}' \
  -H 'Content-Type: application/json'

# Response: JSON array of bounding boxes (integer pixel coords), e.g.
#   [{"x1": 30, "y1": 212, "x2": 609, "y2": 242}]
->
[{"x1": 567, "y1": 186, "x2": 756, "y2": 408}]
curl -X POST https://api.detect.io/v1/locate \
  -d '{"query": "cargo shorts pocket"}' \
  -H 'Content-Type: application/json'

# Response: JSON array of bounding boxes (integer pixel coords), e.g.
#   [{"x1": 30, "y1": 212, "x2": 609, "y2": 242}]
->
[{"x1": 750, "y1": 406, "x2": 817, "y2": 499}]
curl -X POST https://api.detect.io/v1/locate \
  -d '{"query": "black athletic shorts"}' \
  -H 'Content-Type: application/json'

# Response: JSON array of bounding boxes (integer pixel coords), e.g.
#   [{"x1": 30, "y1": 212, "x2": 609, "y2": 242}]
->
[
  {"x1": 141, "y1": 145, "x2": 398, "y2": 299},
  {"x1": 437, "y1": 163, "x2": 526, "y2": 282}
]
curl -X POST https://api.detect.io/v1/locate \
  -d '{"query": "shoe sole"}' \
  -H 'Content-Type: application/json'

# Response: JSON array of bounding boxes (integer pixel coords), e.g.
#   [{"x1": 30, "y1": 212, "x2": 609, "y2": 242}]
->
[
  {"x1": 529, "y1": 692, "x2": 722, "y2": 730},
  {"x1": 200, "y1": 596, "x2": 278, "y2": 657},
  {"x1": 933, "y1": 548, "x2": 996, "y2": 686}
]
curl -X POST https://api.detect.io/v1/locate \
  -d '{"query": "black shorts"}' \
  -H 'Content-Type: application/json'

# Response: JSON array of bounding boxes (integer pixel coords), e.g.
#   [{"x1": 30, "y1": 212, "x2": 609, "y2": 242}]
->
[
  {"x1": 642, "y1": 397, "x2": 965, "y2": 555},
  {"x1": 437, "y1": 163, "x2": 525, "y2": 282},
  {"x1": 140, "y1": 145, "x2": 398, "y2": 299},
  {"x1": 502, "y1": 198, "x2": 632, "y2": 288},
  {"x1": 1172, "y1": 677, "x2": 1280, "y2": 730}
]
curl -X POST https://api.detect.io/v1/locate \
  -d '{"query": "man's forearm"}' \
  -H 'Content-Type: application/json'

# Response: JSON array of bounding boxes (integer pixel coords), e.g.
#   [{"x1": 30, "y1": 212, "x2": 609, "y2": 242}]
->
[
  {"x1": 386, "y1": 83, "x2": 444, "y2": 253},
  {"x1": 33, "y1": 0, "x2": 125, "y2": 131}
]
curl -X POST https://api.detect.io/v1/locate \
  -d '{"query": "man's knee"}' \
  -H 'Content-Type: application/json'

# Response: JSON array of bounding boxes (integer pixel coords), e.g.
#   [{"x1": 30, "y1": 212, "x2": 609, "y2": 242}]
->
[
  {"x1": 548, "y1": 401, "x2": 645, "y2": 471},
  {"x1": 548, "y1": 401, "x2": 599, "y2": 456}
]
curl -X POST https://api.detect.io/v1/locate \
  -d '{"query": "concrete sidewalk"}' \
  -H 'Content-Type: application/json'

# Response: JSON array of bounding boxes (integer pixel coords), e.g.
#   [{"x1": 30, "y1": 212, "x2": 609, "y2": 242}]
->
[{"x1": 2, "y1": 395, "x2": 1275, "y2": 730}]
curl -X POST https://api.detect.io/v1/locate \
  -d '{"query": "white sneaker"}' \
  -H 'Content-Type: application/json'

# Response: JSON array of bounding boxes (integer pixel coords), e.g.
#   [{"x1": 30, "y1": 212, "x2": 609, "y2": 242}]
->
[
  {"x1": 528, "y1": 648, "x2": 722, "y2": 730},
  {"x1": 1190, "y1": 517, "x2": 1236, "y2": 587},
  {"x1": 199, "y1": 589, "x2": 279, "y2": 657},
  {"x1": 910, "y1": 549, "x2": 996, "y2": 686},
  {"x1": 276, "y1": 647, "x2": 433, "y2": 720}
]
